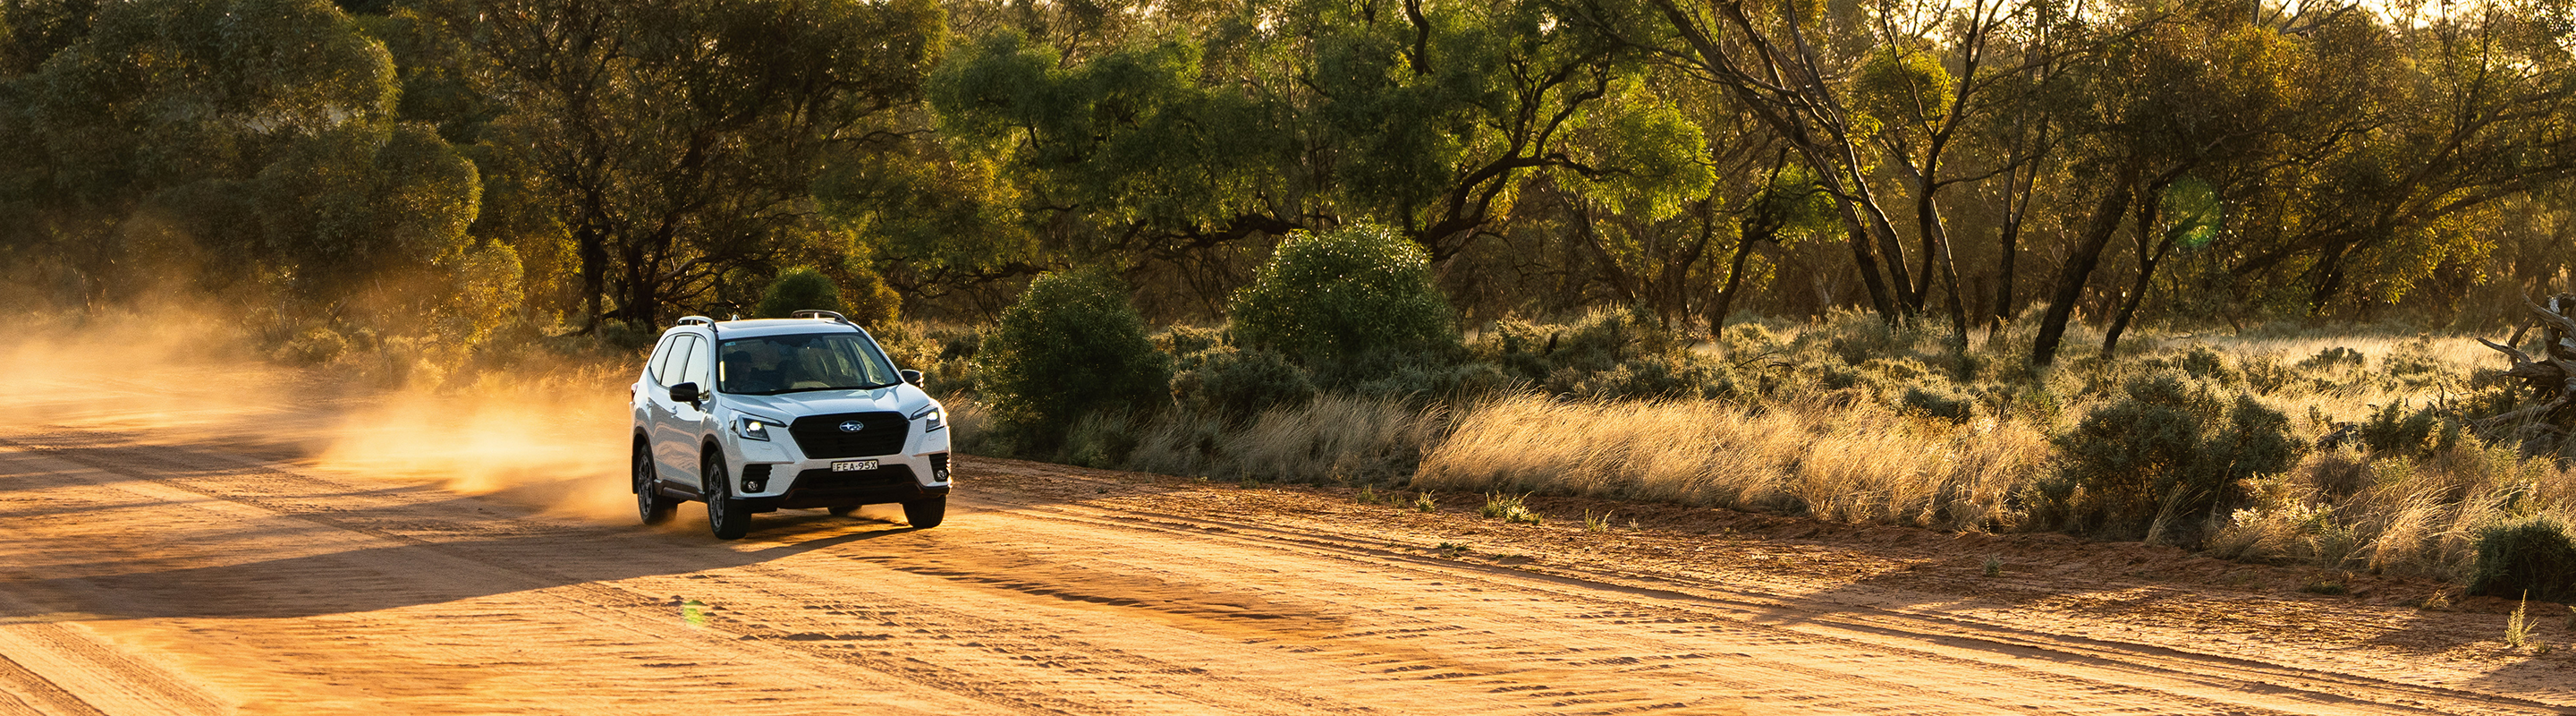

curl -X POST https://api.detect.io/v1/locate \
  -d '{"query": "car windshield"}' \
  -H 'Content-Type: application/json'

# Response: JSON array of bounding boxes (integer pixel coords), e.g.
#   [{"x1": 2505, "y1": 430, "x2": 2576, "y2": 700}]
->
[{"x1": 716, "y1": 333, "x2": 902, "y2": 396}]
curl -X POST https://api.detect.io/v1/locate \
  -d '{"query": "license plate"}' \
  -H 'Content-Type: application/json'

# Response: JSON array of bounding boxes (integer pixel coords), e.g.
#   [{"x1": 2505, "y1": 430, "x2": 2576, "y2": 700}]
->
[{"x1": 830, "y1": 459, "x2": 879, "y2": 472}]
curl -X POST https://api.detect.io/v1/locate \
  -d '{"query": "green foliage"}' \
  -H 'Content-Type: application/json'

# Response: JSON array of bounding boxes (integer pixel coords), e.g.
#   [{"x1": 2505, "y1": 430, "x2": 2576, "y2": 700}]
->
[
  {"x1": 834, "y1": 260, "x2": 902, "y2": 328},
  {"x1": 1899, "y1": 387, "x2": 1974, "y2": 423},
  {"x1": 1471, "y1": 311, "x2": 1734, "y2": 400},
  {"x1": 1170, "y1": 345, "x2": 1318, "y2": 418},
  {"x1": 755, "y1": 268, "x2": 842, "y2": 319},
  {"x1": 2299, "y1": 346, "x2": 2367, "y2": 370},
  {"x1": 2043, "y1": 375, "x2": 2301, "y2": 541},
  {"x1": 2360, "y1": 400, "x2": 2445, "y2": 457},
  {"x1": 1231, "y1": 224, "x2": 1457, "y2": 363},
  {"x1": 278, "y1": 327, "x2": 350, "y2": 366},
  {"x1": 978, "y1": 270, "x2": 1170, "y2": 447},
  {"x1": 1853, "y1": 47, "x2": 1955, "y2": 129},
  {"x1": 1556, "y1": 88, "x2": 1716, "y2": 220},
  {"x1": 2469, "y1": 516, "x2": 2576, "y2": 603}
]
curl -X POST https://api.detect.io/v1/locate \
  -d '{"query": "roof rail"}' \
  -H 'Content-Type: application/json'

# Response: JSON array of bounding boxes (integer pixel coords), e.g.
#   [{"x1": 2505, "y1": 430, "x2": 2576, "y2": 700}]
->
[
  {"x1": 790, "y1": 310, "x2": 854, "y2": 326},
  {"x1": 675, "y1": 316, "x2": 715, "y2": 327}
]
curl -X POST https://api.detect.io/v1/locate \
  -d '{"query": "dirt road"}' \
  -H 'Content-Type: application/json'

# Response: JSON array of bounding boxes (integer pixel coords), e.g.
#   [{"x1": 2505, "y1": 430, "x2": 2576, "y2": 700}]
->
[{"x1": 3, "y1": 397, "x2": 2574, "y2": 713}]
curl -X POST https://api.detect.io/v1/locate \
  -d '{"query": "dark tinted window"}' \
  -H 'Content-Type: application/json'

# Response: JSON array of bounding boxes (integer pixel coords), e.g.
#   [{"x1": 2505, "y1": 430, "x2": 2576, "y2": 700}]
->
[{"x1": 716, "y1": 333, "x2": 901, "y2": 395}]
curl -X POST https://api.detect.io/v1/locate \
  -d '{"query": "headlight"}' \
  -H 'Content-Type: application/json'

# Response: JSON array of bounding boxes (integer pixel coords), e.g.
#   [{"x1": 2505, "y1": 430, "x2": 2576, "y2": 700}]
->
[
  {"x1": 911, "y1": 405, "x2": 946, "y2": 432},
  {"x1": 735, "y1": 416, "x2": 780, "y2": 441}
]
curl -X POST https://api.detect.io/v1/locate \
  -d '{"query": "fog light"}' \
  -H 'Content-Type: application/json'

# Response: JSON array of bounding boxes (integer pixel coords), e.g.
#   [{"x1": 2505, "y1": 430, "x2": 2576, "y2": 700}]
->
[{"x1": 744, "y1": 476, "x2": 767, "y2": 492}]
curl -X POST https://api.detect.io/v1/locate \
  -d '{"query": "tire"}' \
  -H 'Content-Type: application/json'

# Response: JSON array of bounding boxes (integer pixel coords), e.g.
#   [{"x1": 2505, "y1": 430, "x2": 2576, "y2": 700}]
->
[
  {"x1": 826, "y1": 506, "x2": 859, "y2": 517},
  {"x1": 902, "y1": 496, "x2": 945, "y2": 529},
  {"x1": 704, "y1": 453, "x2": 750, "y2": 540},
  {"x1": 634, "y1": 439, "x2": 674, "y2": 525}
]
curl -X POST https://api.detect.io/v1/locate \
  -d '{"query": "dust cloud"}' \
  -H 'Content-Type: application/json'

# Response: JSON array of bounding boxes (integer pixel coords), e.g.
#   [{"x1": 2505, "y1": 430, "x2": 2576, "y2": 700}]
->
[
  {"x1": 16, "y1": 310, "x2": 649, "y2": 523},
  {"x1": 315, "y1": 379, "x2": 639, "y2": 522}
]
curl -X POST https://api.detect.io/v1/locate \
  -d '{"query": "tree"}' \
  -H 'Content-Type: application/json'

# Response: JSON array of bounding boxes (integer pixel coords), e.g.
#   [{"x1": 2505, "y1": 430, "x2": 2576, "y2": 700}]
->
[
  {"x1": 2, "y1": 0, "x2": 478, "y2": 313},
  {"x1": 921, "y1": 0, "x2": 1707, "y2": 317},
  {"x1": 411, "y1": 0, "x2": 945, "y2": 329}
]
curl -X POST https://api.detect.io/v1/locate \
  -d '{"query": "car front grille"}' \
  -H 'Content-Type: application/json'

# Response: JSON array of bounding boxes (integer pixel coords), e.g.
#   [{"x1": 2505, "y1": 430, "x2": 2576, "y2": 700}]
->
[
  {"x1": 787, "y1": 412, "x2": 908, "y2": 458},
  {"x1": 779, "y1": 465, "x2": 922, "y2": 508}
]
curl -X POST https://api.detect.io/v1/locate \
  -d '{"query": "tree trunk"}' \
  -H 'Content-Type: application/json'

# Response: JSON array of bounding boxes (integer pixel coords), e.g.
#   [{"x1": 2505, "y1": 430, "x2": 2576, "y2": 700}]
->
[
  {"x1": 1992, "y1": 159, "x2": 2032, "y2": 328},
  {"x1": 2030, "y1": 165, "x2": 2140, "y2": 367},
  {"x1": 1843, "y1": 218, "x2": 1898, "y2": 321},
  {"x1": 577, "y1": 223, "x2": 607, "y2": 330},
  {"x1": 2101, "y1": 180, "x2": 2173, "y2": 357},
  {"x1": 1709, "y1": 234, "x2": 1766, "y2": 337}
]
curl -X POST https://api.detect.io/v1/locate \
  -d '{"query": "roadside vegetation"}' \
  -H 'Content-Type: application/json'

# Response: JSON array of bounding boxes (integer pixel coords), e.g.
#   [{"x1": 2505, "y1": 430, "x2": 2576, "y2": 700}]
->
[{"x1": 5, "y1": 1, "x2": 2575, "y2": 604}]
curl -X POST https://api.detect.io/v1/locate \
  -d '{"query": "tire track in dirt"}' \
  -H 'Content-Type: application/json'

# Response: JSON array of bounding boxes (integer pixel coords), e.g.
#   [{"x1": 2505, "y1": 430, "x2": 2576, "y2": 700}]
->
[
  {"x1": 0, "y1": 431, "x2": 1408, "y2": 713},
  {"x1": 3, "y1": 428, "x2": 2568, "y2": 714},
  {"x1": 953, "y1": 501, "x2": 2323, "y2": 714},
  {"x1": 950, "y1": 462, "x2": 2572, "y2": 715},
  {"x1": 0, "y1": 433, "x2": 1059, "y2": 714}
]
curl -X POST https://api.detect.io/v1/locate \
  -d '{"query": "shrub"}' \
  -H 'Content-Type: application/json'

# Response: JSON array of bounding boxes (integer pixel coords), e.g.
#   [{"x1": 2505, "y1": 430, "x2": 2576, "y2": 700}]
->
[
  {"x1": 2297, "y1": 345, "x2": 2365, "y2": 371},
  {"x1": 1154, "y1": 325, "x2": 1225, "y2": 356},
  {"x1": 1571, "y1": 354, "x2": 1734, "y2": 400},
  {"x1": 2043, "y1": 374, "x2": 2300, "y2": 542},
  {"x1": 1230, "y1": 224, "x2": 1456, "y2": 362},
  {"x1": 2469, "y1": 516, "x2": 2576, "y2": 603},
  {"x1": 1472, "y1": 319, "x2": 1555, "y2": 382},
  {"x1": 2360, "y1": 400, "x2": 2444, "y2": 457},
  {"x1": 977, "y1": 270, "x2": 1170, "y2": 448},
  {"x1": 835, "y1": 260, "x2": 902, "y2": 327},
  {"x1": 1548, "y1": 306, "x2": 1678, "y2": 373},
  {"x1": 1171, "y1": 345, "x2": 1317, "y2": 418},
  {"x1": 1899, "y1": 387, "x2": 1972, "y2": 423},
  {"x1": 2384, "y1": 337, "x2": 2453, "y2": 383},
  {"x1": 755, "y1": 268, "x2": 842, "y2": 319},
  {"x1": 278, "y1": 327, "x2": 349, "y2": 365}
]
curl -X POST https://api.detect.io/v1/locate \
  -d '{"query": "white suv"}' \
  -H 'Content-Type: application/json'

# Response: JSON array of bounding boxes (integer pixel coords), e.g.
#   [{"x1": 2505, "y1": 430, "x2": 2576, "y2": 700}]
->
[{"x1": 630, "y1": 311, "x2": 952, "y2": 539}]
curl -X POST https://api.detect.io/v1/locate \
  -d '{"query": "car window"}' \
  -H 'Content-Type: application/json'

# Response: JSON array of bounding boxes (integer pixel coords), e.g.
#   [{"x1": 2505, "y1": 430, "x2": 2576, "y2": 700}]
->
[
  {"x1": 681, "y1": 336, "x2": 714, "y2": 388},
  {"x1": 657, "y1": 335, "x2": 700, "y2": 388},
  {"x1": 646, "y1": 335, "x2": 681, "y2": 386},
  {"x1": 716, "y1": 333, "x2": 902, "y2": 396}
]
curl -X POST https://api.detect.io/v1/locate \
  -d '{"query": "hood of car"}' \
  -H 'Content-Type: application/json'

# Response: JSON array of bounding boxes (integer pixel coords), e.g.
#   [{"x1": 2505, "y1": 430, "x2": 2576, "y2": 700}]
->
[{"x1": 720, "y1": 386, "x2": 929, "y2": 422}]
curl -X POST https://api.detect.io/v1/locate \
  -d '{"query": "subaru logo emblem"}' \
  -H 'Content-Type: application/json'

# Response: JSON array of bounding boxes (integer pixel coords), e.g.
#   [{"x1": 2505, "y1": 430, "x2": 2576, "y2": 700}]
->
[{"x1": 837, "y1": 421, "x2": 866, "y2": 433}]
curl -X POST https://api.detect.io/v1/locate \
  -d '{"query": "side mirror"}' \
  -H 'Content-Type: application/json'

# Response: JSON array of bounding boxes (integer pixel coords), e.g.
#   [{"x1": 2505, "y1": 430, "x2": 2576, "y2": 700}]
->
[
  {"x1": 669, "y1": 382, "x2": 702, "y2": 404},
  {"x1": 899, "y1": 369, "x2": 924, "y2": 387}
]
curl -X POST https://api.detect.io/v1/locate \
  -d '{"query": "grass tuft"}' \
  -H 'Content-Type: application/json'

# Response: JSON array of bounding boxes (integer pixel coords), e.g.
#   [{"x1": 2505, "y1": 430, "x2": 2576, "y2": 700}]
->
[
  {"x1": 1481, "y1": 492, "x2": 1541, "y2": 525},
  {"x1": 2506, "y1": 592, "x2": 2534, "y2": 650}
]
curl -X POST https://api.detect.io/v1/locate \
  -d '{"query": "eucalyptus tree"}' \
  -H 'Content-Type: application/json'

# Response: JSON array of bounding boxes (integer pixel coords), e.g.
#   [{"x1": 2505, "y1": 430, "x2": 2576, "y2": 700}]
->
[
  {"x1": 2, "y1": 0, "x2": 479, "y2": 311},
  {"x1": 1551, "y1": 0, "x2": 2123, "y2": 340},
  {"x1": 411, "y1": 0, "x2": 945, "y2": 328},
  {"x1": 921, "y1": 0, "x2": 1709, "y2": 316},
  {"x1": 2218, "y1": 0, "x2": 2576, "y2": 315}
]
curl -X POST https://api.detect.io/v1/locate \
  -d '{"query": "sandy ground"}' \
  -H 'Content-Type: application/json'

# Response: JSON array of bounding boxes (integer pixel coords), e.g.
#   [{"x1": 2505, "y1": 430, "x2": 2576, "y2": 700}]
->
[{"x1": 4, "y1": 360, "x2": 2576, "y2": 713}]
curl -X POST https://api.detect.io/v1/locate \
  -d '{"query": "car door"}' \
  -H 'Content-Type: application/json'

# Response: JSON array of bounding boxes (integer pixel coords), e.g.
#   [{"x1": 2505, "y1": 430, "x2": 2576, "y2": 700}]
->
[
  {"x1": 640, "y1": 334, "x2": 682, "y2": 480},
  {"x1": 650, "y1": 334, "x2": 704, "y2": 485},
  {"x1": 670, "y1": 334, "x2": 719, "y2": 490}
]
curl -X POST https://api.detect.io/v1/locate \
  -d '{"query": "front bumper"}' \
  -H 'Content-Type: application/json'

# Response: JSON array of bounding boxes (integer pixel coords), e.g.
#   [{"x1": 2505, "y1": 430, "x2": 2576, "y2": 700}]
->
[{"x1": 725, "y1": 420, "x2": 952, "y2": 510}]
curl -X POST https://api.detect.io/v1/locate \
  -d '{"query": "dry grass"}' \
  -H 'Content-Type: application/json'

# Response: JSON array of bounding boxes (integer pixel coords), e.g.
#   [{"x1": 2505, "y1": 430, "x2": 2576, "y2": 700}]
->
[
  {"x1": 943, "y1": 311, "x2": 2576, "y2": 594},
  {"x1": 2207, "y1": 444, "x2": 2576, "y2": 581},
  {"x1": 1413, "y1": 394, "x2": 2050, "y2": 532},
  {"x1": 1122, "y1": 395, "x2": 1442, "y2": 485}
]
